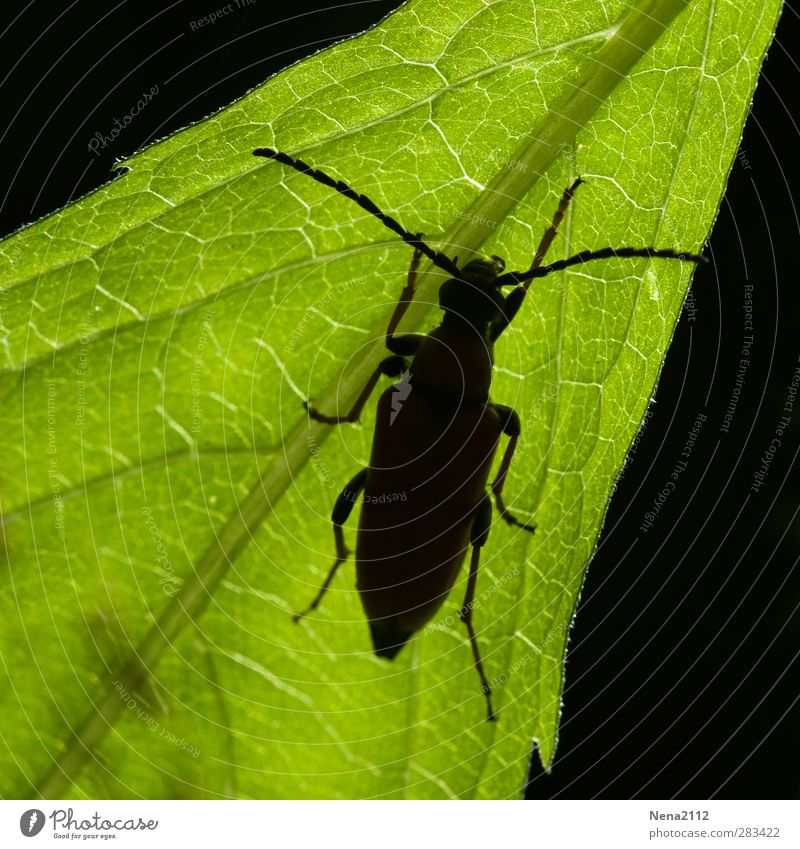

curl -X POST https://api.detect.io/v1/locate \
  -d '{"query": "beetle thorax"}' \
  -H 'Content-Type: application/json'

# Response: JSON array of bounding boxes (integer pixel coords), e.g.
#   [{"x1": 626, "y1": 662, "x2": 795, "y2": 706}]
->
[{"x1": 410, "y1": 326, "x2": 493, "y2": 406}]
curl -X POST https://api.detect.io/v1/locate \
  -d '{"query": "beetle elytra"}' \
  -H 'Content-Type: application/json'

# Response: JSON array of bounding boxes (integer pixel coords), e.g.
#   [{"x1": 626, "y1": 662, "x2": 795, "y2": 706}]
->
[{"x1": 254, "y1": 147, "x2": 704, "y2": 720}]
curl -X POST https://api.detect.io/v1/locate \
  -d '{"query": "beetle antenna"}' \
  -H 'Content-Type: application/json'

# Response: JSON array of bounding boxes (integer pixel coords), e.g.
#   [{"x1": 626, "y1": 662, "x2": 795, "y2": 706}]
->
[
  {"x1": 254, "y1": 148, "x2": 461, "y2": 278},
  {"x1": 498, "y1": 246, "x2": 706, "y2": 286}
]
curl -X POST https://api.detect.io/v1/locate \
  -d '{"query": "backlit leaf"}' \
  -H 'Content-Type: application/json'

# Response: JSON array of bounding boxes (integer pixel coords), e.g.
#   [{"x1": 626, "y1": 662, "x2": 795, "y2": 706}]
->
[{"x1": 0, "y1": 0, "x2": 780, "y2": 799}]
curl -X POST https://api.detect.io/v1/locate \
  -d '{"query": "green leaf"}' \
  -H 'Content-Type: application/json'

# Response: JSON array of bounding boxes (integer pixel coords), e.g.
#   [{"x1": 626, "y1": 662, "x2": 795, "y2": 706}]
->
[{"x1": 0, "y1": 0, "x2": 780, "y2": 799}]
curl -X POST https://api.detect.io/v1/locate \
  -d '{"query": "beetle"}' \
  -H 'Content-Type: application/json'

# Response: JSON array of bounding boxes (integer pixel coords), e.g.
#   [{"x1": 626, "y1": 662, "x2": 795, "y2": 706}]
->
[{"x1": 253, "y1": 147, "x2": 704, "y2": 720}]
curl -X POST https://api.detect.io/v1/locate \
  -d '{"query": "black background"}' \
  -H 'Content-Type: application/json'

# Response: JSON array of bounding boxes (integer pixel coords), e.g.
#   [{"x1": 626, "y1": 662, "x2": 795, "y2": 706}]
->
[{"x1": 1, "y1": 0, "x2": 797, "y2": 799}]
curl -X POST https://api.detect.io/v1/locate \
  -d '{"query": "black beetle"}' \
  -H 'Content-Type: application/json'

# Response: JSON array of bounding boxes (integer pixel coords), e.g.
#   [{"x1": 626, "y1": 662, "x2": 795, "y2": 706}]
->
[{"x1": 254, "y1": 147, "x2": 704, "y2": 720}]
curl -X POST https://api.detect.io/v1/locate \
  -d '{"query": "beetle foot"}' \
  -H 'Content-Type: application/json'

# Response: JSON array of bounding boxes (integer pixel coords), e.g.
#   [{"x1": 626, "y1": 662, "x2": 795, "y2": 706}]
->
[
  {"x1": 479, "y1": 685, "x2": 497, "y2": 721},
  {"x1": 304, "y1": 399, "x2": 358, "y2": 425},
  {"x1": 292, "y1": 606, "x2": 311, "y2": 623},
  {"x1": 497, "y1": 509, "x2": 536, "y2": 533},
  {"x1": 492, "y1": 491, "x2": 536, "y2": 533}
]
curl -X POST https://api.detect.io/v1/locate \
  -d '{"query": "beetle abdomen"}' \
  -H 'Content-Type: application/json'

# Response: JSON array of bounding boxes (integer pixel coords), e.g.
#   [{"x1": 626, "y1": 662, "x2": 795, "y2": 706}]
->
[{"x1": 355, "y1": 385, "x2": 501, "y2": 655}]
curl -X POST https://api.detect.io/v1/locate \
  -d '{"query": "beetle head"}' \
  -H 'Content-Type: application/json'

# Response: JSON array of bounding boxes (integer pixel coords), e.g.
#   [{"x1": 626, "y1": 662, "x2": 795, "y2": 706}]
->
[{"x1": 438, "y1": 255, "x2": 506, "y2": 329}]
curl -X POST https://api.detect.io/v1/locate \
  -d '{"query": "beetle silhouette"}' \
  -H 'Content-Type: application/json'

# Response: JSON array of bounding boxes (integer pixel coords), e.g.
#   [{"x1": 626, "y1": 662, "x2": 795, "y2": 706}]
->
[{"x1": 254, "y1": 147, "x2": 704, "y2": 720}]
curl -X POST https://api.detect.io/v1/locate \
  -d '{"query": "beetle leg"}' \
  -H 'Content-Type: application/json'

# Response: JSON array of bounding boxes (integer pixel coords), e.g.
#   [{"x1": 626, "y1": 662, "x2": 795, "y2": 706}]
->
[
  {"x1": 490, "y1": 179, "x2": 584, "y2": 342},
  {"x1": 294, "y1": 468, "x2": 367, "y2": 621},
  {"x1": 489, "y1": 286, "x2": 525, "y2": 343},
  {"x1": 527, "y1": 178, "x2": 584, "y2": 276},
  {"x1": 384, "y1": 245, "x2": 427, "y2": 355},
  {"x1": 386, "y1": 238, "x2": 423, "y2": 342},
  {"x1": 460, "y1": 495, "x2": 496, "y2": 721},
  {"x1": 490, "y1": 405, "x2": 536, "y2": 532},
  {"x1": 306, "y1": 355, "x2": 408, "y2": 424},
  {"x1": 307, "y1": 244, "x2": 426, "y2": 422}
]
